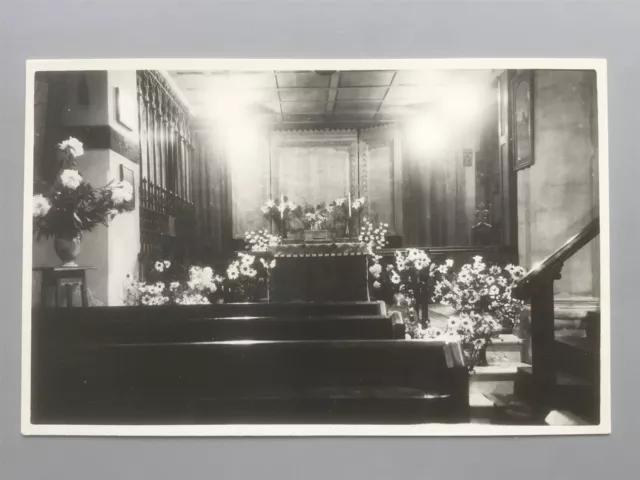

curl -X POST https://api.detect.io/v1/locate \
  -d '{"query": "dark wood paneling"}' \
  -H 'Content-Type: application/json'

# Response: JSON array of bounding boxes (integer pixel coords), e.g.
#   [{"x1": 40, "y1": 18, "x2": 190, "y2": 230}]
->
[{"x1": 60, "y1": 125, "x2": 141, "y2": 164}]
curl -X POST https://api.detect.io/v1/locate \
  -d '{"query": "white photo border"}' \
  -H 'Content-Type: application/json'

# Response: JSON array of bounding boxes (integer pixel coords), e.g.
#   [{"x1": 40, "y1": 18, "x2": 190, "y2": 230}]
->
[{"x1": 21, "y1": 58, "x2": 611, "y2": 437}]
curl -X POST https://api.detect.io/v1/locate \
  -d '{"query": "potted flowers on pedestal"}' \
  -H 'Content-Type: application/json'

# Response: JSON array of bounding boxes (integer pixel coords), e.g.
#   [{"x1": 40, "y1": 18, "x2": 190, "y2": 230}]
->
[{"x1": 32, "y1": 137, "x2": 134, "y2": 266}]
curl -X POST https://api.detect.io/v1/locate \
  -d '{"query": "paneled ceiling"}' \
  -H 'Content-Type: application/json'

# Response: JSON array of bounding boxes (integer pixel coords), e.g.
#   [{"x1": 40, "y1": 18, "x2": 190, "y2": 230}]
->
[{"x1": 168, "y1": 69, "x2": 494, "y2": 127}]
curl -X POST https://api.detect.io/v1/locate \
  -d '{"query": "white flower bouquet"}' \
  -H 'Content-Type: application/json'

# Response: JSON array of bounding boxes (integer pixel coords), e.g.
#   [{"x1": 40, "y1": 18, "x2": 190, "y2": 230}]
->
[
  {"x1": 260, "y1": 196, "x2": 301, "y2": 235},
  {"x1": 225, "y1": 252, "x2": 275, "y2": 302},
  {"x1": 408, "y1": 311, "x2": 502, "y2": 371},
  {"x1": 125, "y1": 260, "x2": 224, "y2": 306},
  {"x1": 358, "y1": 218, "x2": 388, "y2": 255},
  {"x1": 244, "y1": 229, "x2": 281, "y2": 252},
  {"x1": 368, "y1": 248, "x2": 431, "y2": 310},
  {"x1": 32, "y1": 137, "x2": 134, "y2": 242},
  {"x1": 432, "y1": 255, "x2": 526, "y2": 331}
]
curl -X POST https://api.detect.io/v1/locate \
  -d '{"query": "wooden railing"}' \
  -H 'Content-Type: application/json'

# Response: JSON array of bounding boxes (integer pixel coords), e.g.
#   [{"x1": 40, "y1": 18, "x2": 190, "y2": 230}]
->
[{"x1": 512, "y1": 217, "x2": 600, "y2": 411}]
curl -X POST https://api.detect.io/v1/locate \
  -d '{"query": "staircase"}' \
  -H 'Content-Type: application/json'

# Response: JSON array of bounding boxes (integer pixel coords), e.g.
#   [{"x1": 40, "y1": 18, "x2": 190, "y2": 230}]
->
[
  {"x1": 469, "y1": 308, "x2": 600, "y2": 424},
  {"x1": 468, "y1": 217, "x2": 601, "y2": 425}
]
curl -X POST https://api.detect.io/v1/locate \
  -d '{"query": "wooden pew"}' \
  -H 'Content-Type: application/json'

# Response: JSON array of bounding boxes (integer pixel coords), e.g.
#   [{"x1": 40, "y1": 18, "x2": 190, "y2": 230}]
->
[
  {"x1": 51, "y1": 301, "x2": 386, "y2": 319},
  {"x1": 33, "y1": 339, "x2": 469, "y2": 425},
  {"x1": 32, "y1": 303, "x2": 404, "y2": 345}
]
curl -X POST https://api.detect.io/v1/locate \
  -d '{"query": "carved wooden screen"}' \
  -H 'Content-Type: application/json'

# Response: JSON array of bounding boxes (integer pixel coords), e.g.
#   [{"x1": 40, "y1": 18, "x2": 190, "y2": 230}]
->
[{"x1": 136, "y1": 71, "x2": 196, "y2": 272}]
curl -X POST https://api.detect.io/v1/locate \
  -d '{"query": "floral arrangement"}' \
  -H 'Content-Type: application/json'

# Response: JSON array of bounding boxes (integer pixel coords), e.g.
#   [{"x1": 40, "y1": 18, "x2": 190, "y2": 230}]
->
[
  {"x1": 358, "y1": 218, "x2": 388, "y2": 255},
  {"x1": 404, "y1": 311, "x2": 501, "y2": 371},
  {"x1": 124, "y1": 260, "x2": 224, "y2": 306},
  {"x1": 399, "y1": 256, "x2": 528, "y2": 370},
  {"x1": 368, "y1": 248, "x2": 431, "y2": 307},
  {"x1": 260, "y1": 196, "x2": 301, "y2": 234},
  {"x1": 244, "y1": 229, "x2": 281, "y2": 252},
  {"x1": 432, "y1": 256, "x2": 526, "y2": 330},
  {"x1": 328, "y1": 195, "x2": 366, "y2": 220},
  {"x1": 32, "y1": 137, "x2": 134, "y2": 241},
  {"x1": 225, "y1": 252, "x2": 275, "y2": 302},
  {"x1": 302, "y1": 204, "x2": 330, "y2": 231}
]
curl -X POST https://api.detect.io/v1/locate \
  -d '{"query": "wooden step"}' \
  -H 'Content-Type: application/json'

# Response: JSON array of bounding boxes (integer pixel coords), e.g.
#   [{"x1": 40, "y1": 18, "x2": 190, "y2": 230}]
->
[
  {"x1": 470, "y1": 393, "x2": 543, "y2": 425},
  {"x1": 469, "y1": 393, "x2": 496, "y2": 424},
  {"x1": 514, "y1": 365, "x2": 598, "y2": 423},
  {"x1": 469, "y1": 363, "x2": 527, "y2": 395},
  {"x1": 555, "y1": 336, "x2": 598, "y2": 382},
  {"x1": 486, "y1": 334, "x2": 524, "y2": 365},
  {"x1": 545, "y1": 409, "x2": 591, "y2": 426}
]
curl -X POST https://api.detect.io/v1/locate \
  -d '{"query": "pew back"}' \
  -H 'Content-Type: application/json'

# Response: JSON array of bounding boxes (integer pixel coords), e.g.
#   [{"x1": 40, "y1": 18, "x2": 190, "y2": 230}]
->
[
  {"x1": 33, "y1": 339, "x2": 469, "y2": 425},
  {"x1": 32, "y1": 304, "x2": 401, "y2": 344}
]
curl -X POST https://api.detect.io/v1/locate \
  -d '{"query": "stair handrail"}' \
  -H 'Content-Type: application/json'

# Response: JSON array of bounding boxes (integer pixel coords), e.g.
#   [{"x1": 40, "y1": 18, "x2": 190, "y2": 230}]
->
[
  {"x1": 510, "y1": 216, "x2": 599, "y2": 416},
  {"x1": 512, "y1": 217, "x2": 600, "y2": 300}
]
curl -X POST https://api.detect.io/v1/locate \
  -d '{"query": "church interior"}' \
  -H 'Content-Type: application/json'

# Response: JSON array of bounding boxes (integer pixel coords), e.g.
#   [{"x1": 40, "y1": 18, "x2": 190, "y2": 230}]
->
[{"x1": 29, "y1": 67, "x2": 602, "y2": 427}]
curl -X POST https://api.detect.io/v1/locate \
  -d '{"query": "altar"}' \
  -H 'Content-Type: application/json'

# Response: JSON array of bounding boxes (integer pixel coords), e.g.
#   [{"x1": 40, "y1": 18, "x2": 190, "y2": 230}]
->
[{"x1": 268, "y1": 241, "x2": 370, "y2": 303}]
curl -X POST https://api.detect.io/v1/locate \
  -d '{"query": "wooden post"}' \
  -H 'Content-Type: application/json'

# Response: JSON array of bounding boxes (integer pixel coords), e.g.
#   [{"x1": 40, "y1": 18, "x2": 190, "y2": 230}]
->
[{"x1": 529, "y1": 270, "x2": 560, "y2": 412}]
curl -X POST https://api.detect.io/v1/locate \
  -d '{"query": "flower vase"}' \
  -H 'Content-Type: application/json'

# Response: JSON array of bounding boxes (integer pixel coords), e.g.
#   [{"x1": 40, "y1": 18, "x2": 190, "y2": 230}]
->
[{"x1": 53, "y1": 232, "x2": 83, "y2": 267}]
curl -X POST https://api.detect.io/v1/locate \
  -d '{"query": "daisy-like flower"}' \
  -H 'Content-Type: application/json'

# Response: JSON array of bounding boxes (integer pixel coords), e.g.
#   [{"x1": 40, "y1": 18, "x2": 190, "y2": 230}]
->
[
  {"x1": 489, "y1": 285, "x2": 500, "y2": 297},
  {"x1": 373, "y1": 281, "x2": 381, "y2": 289},
  {"x1": 485, "y1": 276, "x2": 495, "y2": 285},
  {"x1": 32, "y1": 194, "x2": 51, "y2": 217},
  {"x1": 227, "y1": 266, "x2": 239, "y2": 280},
  {"x1": 390, "y1": 271, "x2": 401, "y2": 284},
  {"x1": 58, "y1": 137, "x2": 84, "y2": 157},
  {"x1": 164, "y1": 260, "x2": 171, "y2": 269},
  {"x1": 240, "y1": 264, "x2": 252, "y2": 276},
  {"x1": 473, "y1": 255, "x2": 483, "y2": 264},
  {"x1": 445, "y1": 259, "x2": 454, "y2": 267},
  {"x1": 154, "y1": 261, "x2": 164, "y2": 272},
  {"x1": 247, "y1": 268, "x2": 258, "y2": 278},
  {"x1": 169, "y1": 281, "x2": 180, "y2": 291},
  {"x1": 240, "y1": 253, "x2": 255, "y2": 266},
  {"x1": 60, "y1": 169, "x2": 83, "y2": 190}
]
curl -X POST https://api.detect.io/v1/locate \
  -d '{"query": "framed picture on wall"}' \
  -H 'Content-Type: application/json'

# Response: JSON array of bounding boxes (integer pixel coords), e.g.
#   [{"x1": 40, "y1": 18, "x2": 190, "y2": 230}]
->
[
  {"x1": 511, "y1": 70, "x2": 534, "y2": 170},
  {"x1": 120, "y1": 164, "x2": 135, "y2": 208},
  {"x1": 115, "y1": 86, "x2": 136, "y2": 131}
]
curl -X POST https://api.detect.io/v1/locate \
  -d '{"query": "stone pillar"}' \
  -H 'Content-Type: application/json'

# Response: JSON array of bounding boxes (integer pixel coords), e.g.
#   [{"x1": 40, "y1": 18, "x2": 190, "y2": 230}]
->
[{"x1": 31, "y1": 71, "x2": 141, "y2": 306}]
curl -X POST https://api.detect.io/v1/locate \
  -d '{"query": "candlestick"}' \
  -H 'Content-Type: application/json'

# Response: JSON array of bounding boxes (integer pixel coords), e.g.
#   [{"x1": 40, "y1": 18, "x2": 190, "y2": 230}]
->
[
  {"x1": 280, "y1": 194, "x2": 284, "y2": 220},
  {"x1": 348, "y1": 192, "x2": 352, "y2": 218}
]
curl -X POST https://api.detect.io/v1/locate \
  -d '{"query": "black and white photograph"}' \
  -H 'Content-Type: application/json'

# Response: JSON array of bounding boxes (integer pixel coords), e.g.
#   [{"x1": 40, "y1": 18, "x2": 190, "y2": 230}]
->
[{"x1": 22, "y1": 59, "x2": 609, "y2": 436}]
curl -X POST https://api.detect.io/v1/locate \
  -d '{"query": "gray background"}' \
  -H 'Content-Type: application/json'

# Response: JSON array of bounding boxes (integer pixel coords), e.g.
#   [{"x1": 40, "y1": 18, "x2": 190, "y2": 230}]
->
[{"x1": 1, "y1": 0, "x2": 637, "y2": 478}]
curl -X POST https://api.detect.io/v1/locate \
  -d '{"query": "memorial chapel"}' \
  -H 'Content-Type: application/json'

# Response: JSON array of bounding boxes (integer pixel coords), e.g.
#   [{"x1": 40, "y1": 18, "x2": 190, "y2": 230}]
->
[{"x1": 28, "y1": 67, "x2": 603, "y2": 428}]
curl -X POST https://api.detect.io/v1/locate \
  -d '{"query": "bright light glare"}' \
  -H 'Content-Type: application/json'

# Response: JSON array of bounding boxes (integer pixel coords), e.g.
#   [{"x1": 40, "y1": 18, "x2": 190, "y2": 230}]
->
[
  {"x1": 440, "y1": 84, "x2": 484, "y2": 124},
  {"x1": 405, "y1": 115, "x2": 449, "y2": 155}
]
